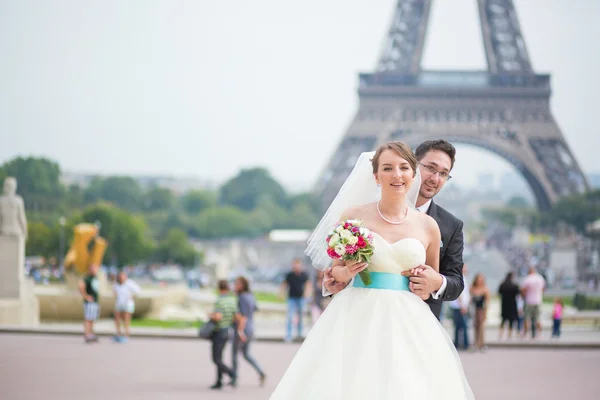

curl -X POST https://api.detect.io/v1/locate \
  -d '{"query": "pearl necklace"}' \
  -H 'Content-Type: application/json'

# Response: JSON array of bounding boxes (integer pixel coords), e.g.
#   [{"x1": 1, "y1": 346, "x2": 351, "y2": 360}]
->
[{"x1": 376, "y1": 201, "x2": 409, "y2": 225}]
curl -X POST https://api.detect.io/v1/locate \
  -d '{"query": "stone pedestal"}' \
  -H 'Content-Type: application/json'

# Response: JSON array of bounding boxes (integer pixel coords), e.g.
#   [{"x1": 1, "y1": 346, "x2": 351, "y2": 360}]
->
[
  {"x1": 64, "y1": 269, "x2": 112, "y2": 295},
  {"x1": 0, "y1": 235, "x2": 24, "y2": 298},
  {"x1": 0, "y1": 236, "x2": 40, "y2": 326}
]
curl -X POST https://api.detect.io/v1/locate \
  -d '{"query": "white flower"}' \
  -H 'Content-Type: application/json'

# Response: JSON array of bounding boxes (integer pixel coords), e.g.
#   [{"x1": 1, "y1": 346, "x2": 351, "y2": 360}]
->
[
  {"x1": 347, "y1": 219, "x2": 361, "y2": 225},
  {"x1": 340, "y1": 230, "x2": 353, "y2": 241},
  {"x1": 335, "y1": 225, "x2": 344, "y2": 234},
  {"x1": 347, "y1": 235, "x2": 358, "y2": 245},
  {"x1": 334, "y1": 244, "x2": 346, "y2": 256},
  {"x1": 329, "y1": 233, "x2": 340, "y2": 247},
  {"x1": 359, "y1": 227, "x2": 370, "y2": 237}
]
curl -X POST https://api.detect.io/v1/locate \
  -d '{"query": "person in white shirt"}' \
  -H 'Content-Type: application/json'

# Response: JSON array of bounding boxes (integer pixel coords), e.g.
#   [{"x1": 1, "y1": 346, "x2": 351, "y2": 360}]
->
[
  {"x1": 113, "y1": 270, "x2": 141, "y2": 343},
  {"x1": 521, "y1": 266, "x2": 546, "y2": 338},
  {"x1": 449, "y1": 264, "x2": 470, "y2": 350}
]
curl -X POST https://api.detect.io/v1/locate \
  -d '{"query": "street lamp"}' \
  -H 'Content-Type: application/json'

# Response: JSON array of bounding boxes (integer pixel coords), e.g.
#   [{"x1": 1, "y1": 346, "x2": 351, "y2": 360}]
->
[{"x1": 58, "y1": 216, "x2": 66, "y2": 270}]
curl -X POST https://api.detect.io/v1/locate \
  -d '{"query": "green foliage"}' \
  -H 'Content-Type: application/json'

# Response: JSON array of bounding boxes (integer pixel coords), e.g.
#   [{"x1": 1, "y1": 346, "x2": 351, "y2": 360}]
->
[
  {"x1": 220, "y1": 168, "x2": 287, "y2": 211},
  {"x1": 572, "y1": 293, "x2": 600, "y2": 310},
  {"x1": 254, "y1": 195, "x2": 290, "y2": 229},
  {"x1": 507, "y1": 196, "x2": 530, "y2": 209},
  {"x1": 181, "y1": 190, "x2": 217, "y2": 214},
  {"x1": 154, "y1": 228, "x2": 199, "y2": 266},
  {"x1": 142, "y1": 186, "x2": 175, "y2": 212},
  {"x1": 288, "y1": 203, "x2": 319, "y2": 229},
  {"x1": 548, "y1": 190, "x2": 600, "y2": 236},
  {"x1": 190, "y1": 206, "x2": 249, "y2": 238},
  {"x1": 289, "y1": 192, "x2": 323, "y2": 216},
  {"x1": 26, "y1": 222, "x2": 54, "y2": 258},
  {"x1": 64, "y1": 184, "x2": 85, "y2": 210},
  {"x1": 130, "y1": 318, "x2": 202, "y2": 328},
  {"x1": 543, "y1": 295, "x2": 573, "y2": 308},
  {"x1": 83, "y1": 176, "x2": 144, "y2": 211},
  {"x1": 0, "y1": 157, "x2": 65, "y2": 212},
  {"x1": 246, "y1": 208, "x2": 274, "y2": 235},
  {"x1": 254, "y1": 291, "x2": 285, "y2": 304},
  {"x1": 4, "y1": 154, "x2": 326, "y2": 265},
  {"x1": 480, "y1": 207, "x2": 519, "y2": 227}
]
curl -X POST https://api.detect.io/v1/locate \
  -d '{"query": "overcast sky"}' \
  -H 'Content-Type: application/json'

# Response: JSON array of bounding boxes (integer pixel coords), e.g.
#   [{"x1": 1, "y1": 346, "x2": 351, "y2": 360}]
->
[{"x1": 1, "y1": 0, "x2": 598, "y2": 191}]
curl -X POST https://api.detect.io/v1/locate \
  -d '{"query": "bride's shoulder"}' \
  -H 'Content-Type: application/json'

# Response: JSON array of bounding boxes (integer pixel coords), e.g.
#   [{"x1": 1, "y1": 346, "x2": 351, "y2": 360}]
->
[
  {"x1": 414, "y1": 211, "x2": 441, "y2": 243},
  {"x1": 340, "y1": 203, "x2": 376, "y2": 221},
  {"x1": 414, "y1": 209, "x2": 440, "y2": 231}
]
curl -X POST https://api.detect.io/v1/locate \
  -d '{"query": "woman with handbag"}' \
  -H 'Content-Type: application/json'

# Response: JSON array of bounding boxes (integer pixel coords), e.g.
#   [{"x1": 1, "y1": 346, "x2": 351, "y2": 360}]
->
[{"x1": 232, "y1": 276, "x2": 266, "y2": 386}]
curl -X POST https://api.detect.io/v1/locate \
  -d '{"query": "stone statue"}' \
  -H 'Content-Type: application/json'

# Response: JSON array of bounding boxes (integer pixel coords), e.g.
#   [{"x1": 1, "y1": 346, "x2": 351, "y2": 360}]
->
[{"x1": 0, "y1": 177, "x2": 28, "y2": 239}]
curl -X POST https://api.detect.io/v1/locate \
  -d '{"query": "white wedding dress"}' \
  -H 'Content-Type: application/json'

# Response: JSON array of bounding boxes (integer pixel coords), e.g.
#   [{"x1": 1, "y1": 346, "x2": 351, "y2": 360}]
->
[{"x1": 270, "y1": 233, "x2": 474, "y2": 400}]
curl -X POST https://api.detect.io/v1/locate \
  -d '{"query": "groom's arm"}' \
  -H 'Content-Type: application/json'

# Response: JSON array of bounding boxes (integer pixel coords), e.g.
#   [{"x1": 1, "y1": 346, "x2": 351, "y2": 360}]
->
[
  {"x1": 322, "y1": 267, "x2": 352, "y2": 297},
  {"x1": 432, "y1": 220, "x2": 464, "y2": 301}
]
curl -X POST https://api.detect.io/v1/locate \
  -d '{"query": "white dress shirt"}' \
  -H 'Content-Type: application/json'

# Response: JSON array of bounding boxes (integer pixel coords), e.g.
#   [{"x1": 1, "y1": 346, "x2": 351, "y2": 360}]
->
[
  {"x1": 416, "y1": 199, "x2": 447, "y2": 300},
  {"x1": 449, "y1": 281, "x2": 470, "y2": 310}
]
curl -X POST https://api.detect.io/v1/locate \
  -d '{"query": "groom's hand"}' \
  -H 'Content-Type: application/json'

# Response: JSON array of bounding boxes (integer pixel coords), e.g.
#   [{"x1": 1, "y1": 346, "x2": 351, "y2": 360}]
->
[
  {"x1": 402, "y1": 265, "x2": 443, "y2": 298},
  {"x1": 323, "y1": 267, "x2": 349, "y2": 295}
]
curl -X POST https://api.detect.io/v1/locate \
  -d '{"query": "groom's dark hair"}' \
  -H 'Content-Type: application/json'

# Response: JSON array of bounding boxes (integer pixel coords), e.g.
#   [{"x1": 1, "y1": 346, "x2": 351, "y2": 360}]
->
[{"x1": 415, "y1": 140, "x2": 456, "y2": 171}]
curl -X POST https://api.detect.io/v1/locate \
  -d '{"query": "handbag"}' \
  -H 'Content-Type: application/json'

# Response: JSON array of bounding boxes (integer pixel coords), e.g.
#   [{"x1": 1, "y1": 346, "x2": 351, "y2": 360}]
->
[{"x1": 198, "y1": 320, "x2": 216, "y2": 340}]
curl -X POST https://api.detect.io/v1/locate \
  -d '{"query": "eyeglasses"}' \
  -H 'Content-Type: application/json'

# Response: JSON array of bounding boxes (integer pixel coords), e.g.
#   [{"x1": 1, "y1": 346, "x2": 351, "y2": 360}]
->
[{"x1": 419, "y1": 163, "x2": 452, "y2": 181}]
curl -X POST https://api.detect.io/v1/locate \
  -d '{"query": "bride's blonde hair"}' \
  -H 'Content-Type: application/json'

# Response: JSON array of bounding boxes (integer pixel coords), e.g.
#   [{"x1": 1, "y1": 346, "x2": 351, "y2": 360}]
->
[{"x1": 371, "y1": 142, "x2": 417, "y2": 175}]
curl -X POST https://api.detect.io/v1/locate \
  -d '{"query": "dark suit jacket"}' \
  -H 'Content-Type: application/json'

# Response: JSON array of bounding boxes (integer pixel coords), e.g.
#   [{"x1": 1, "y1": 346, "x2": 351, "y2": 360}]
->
[{"x1": 425, "y1": 200, "x2": 465, "y2": 319}]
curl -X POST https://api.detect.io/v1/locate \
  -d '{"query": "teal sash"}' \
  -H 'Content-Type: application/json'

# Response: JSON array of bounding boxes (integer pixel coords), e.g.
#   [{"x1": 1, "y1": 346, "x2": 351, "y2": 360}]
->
[{"x1": 352, "y1": 272, "x2": 410, "y2": 291}]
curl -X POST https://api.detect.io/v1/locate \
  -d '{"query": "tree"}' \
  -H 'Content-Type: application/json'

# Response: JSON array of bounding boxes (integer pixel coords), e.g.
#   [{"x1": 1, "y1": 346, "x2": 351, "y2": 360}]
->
[
  {"x1": 287, "y1": 203, "x2": 319, "y2": 229},
  {"x1": 25, "y1": 222, "x2": 53, "y2": 257},
  {"x1": 246, "y1": 208, "x2": 274, "y2": 235},
  {"x1": 254, "y1": 195, "x2": 289, "y2": 229},
  {"x1": 507, "y1": 196, "x2": 530, "y2": 209},
  {"x1": 219, "y1": 168, "x2": 288, "y2": 211},
  {"x1": 65, "y1": 184, "x2": 85, "y2": 209},
  {"x1": 80, "y1": 202, "x2": 154, "y2": 266},
  {"x1": 25, "y1": 216, "x2": 84, "y2": 263},
  {"x1": 181, "y1": 189, "x2": 217, "y2": 214},
  {"x1": 144, "y1": 208, "x2": 191, "y2": 240},
  {"x1": 83, "y1": 176, "x2": 144, "y2": 211},
  {"x1": 143, "y1": 186, "x2": 175, "y2": 212},
  {"x1": 480, "y1": 207, "x2": 518, "y2": 227},
  {"x1": 190, "y1": 206, "x2": 249, "y2": 238},
  {"x1": 289, "y1": 192, "x2": 323, "y2": 216},
  {"x1": 549, "y1": 189, "x2": 600, "y2": 235},
  {"x1": 154, "y1": 228, "x2": 199, "y2": 266},
  {"x1": 0, "y1": 157, "x2": 65, "y2": 212}
]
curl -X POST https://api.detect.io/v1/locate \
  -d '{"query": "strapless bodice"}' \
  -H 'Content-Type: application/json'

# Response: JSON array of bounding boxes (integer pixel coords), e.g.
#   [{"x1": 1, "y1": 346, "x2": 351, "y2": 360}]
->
[{"x1": 367, "y1": 232, "x2": 426, "y2": 274}]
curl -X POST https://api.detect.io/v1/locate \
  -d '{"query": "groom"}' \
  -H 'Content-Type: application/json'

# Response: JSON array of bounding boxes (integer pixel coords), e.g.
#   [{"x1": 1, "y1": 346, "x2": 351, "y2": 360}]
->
[{"x1": 324, "y1": 140, "x2": 465, "y2": 320}]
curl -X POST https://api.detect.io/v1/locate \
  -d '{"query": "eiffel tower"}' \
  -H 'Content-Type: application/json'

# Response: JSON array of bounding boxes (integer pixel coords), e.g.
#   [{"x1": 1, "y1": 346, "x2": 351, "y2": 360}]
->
[{"x1": 314, "y1": 0, "x2": 589, "y2": 212}]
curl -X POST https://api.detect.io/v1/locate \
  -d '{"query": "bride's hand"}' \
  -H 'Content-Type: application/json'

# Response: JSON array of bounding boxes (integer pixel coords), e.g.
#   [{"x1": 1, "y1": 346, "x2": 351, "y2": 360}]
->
[{"x1": 331, "y1": 260, "x2": 368, "y2": 283}]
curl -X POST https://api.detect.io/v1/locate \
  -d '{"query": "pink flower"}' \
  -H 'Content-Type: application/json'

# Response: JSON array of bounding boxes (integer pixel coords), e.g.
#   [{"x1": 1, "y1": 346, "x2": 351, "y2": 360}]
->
[
  {"x1": 346, "y1": 245, "x2": 358, "y2": 255},
  {"x1": 344, "y1": 222, "x2": 350, "y2": 229},
  {"x1": 351, "y1": 226, "x2": 360, "y2": 233},
  {"x1": 326, "y1": 236, "x2": 330, "y2": 243},
  {"x1": 327, "y1": 247, "x2": 340, "y2": 259},
  {"x1": 357, "y1": 236, "x2": 366, "y2": 248}
]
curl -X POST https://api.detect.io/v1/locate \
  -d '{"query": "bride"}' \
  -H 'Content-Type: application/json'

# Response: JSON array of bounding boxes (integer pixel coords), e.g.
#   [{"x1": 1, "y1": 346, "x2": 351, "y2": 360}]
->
[{"x1": 269, "y1": 142, "x2": 474, "y2": 399}]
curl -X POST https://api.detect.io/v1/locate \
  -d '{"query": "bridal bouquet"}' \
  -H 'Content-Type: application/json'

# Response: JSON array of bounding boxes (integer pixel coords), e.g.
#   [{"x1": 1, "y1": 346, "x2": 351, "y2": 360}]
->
[{"x1": 326, "y1": 220, "x2": 374, "y2": 285}]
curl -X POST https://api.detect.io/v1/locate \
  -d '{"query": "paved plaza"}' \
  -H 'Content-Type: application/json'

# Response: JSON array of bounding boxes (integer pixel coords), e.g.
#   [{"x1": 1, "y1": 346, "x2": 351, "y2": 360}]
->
[{"x1": 1, "y1": 334, "x2": 599, "y2": 400}]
